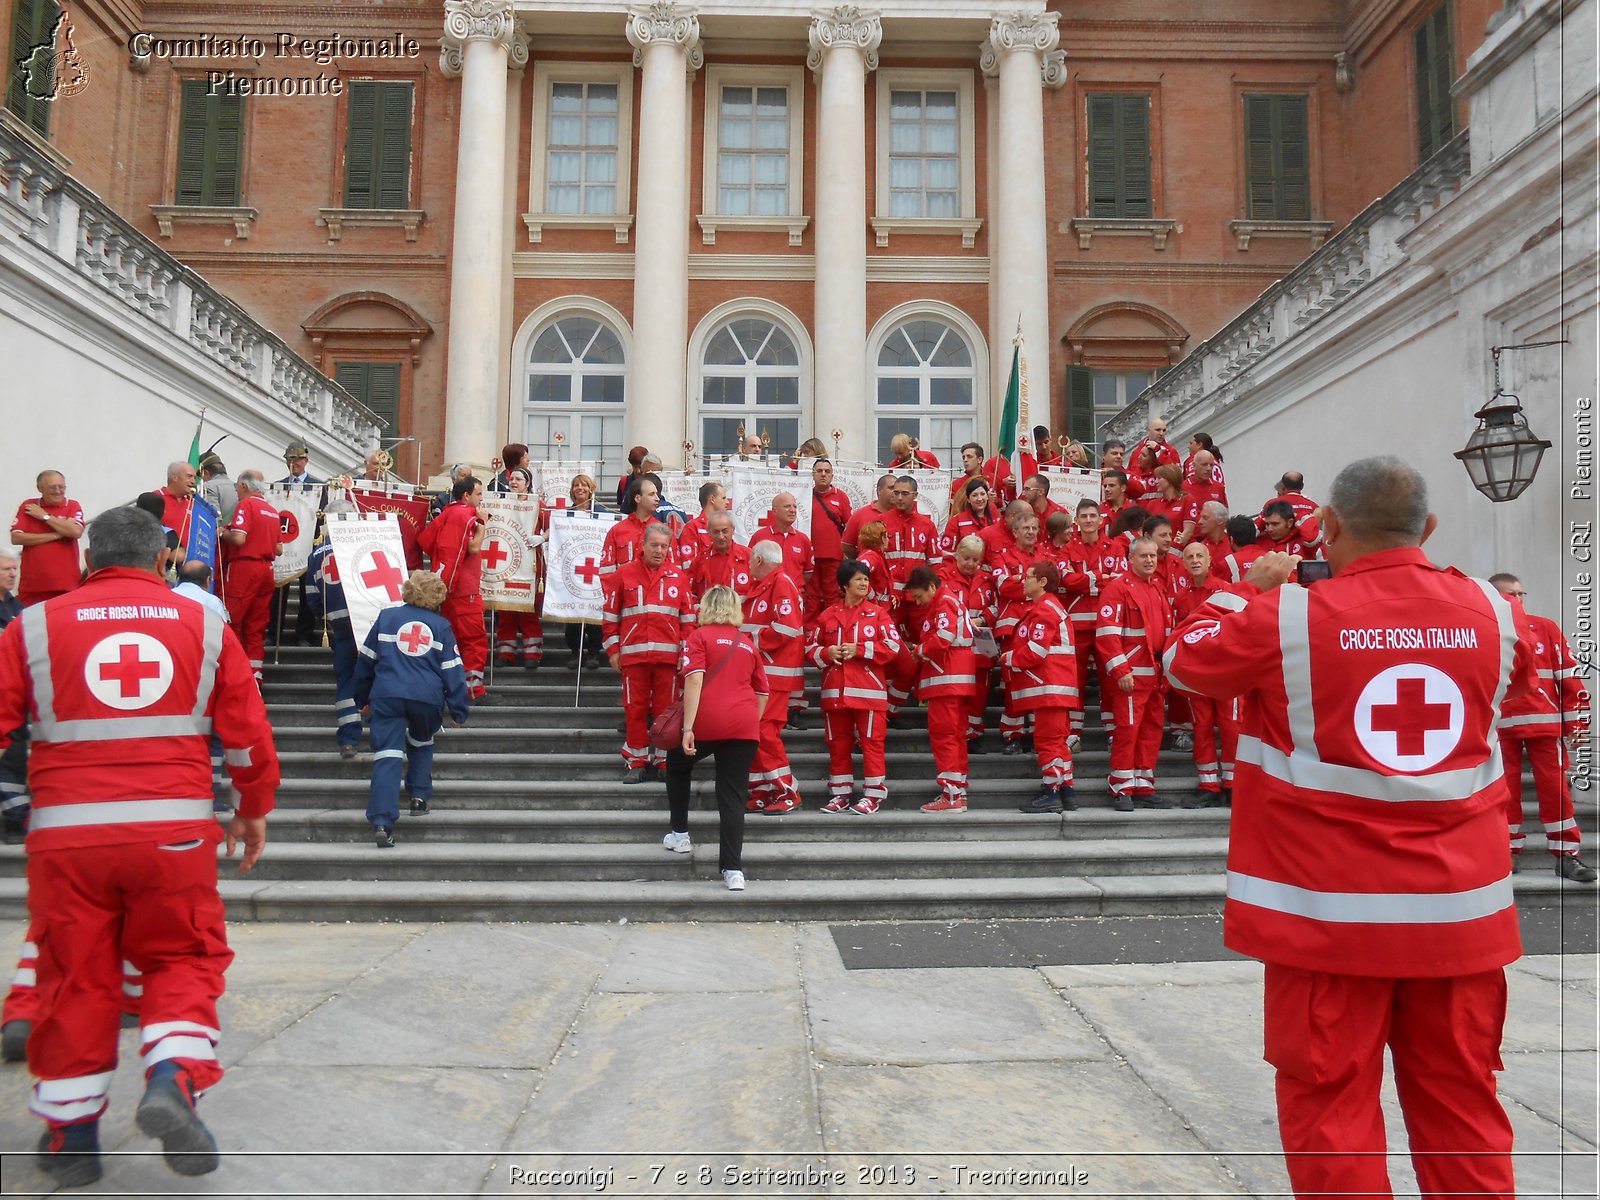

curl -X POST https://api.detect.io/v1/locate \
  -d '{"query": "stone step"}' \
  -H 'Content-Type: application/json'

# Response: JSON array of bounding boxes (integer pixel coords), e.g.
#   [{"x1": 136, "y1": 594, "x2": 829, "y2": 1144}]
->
[
  {"x1": 3, "y1": 874, "x2": 1586, "y2": 925},
  {"x1": 214, "y1": 806, "x2": 1235, "y2": 845}
]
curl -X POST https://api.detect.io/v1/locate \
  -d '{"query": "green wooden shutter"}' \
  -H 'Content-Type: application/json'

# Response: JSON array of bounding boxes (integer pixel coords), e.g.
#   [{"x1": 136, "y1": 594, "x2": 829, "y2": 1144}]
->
[
  {"x1": 1415, "y1": 3, "x2": 1456, "y2": 161},
  {"x1": 175, "y1": 81, "x2": 210, "y2": 203},
  {"x1": 1086, "y1": 94, "x2": 1120, "y2": 218},
  {"x1": 209, "y1": 92, "x2": 244, "y2": 205},
  {"x1": 1067, "y1": 365, "x2": 1095, "y2": 444},
  {"x1": 1086, "y1": 94, "x2": 1152, "y2": 219},
  {"x1": 6, "y1": 0, "x2": 61, "y2": 136},
  {"x1": 176, "y1": 81, "x2": 243, "y2": 205},
  {"x1": 334, "y1": 362, "x2": 400, "y2": 431},
  {"x1": 344, "y1": 81, "x2": 412, "y2": 209},
  {"x1": 1244, "y1": 94, "x2": 1309, "y2": 221},
  {"x1": 1118, "y1": 95, "x2": 1152, "y2": 219}
]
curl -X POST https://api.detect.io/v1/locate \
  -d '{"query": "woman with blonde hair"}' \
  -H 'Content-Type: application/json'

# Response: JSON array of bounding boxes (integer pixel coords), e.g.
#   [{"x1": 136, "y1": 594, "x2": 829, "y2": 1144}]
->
[
  {"x1": 887, "y1": 432, "x2": 940, "y2": 470},
  {"x1": 664, "y1": 585, "x2": 770, "y2": 891},
  {"x1": 556, "y1": 472, "x2": 610, "y2": 665}
]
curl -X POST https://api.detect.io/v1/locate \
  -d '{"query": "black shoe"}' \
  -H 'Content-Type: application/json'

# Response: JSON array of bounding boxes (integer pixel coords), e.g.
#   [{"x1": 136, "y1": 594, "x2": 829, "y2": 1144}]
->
[
  {"x1": 1022, "y1": 734, "x2": 1035, "y2": 751},
  {"x1": 1000, "y1": 740, "x2": 1024, "y2": 756},
  {"x1": 136, "y1": 1066, "x2": 219, "y2": 1176},
  {"x1": 409, "y1": 797, "x2": 430, "y2": 817},
  {"x1": 1221, "y1": 788, "x2": 1232, "y2": 808},
  {"x1": 967, "y1": 738, "x2": 987, "y2": 755},
  {"x1": 1111, "y1": 795, "x2": 1135, "y2": 813},
  {"x1": 623, "y1": 766, "x2": 648, "y2": 785},
  {"x1": 1510, "y1": 853, "x2": 1524, "y2": 874},
  {"x1": 1018, "y1": 787, "x2": 1065, "y2": 815},
  {"x1": 1135, "y1": 794, "x2": 1176, "y2": 809},
  {"x1": 339, "y1": 744, "x2": 357, "y2": 760},
  {"x1": 1, "y1": 1017, "x2": 30, "y2": 1062},
  {"x1": 1059, "y1": 786, "x2": 1077, "y2": 812},
  {"x1": 1556, "y1": 855, "x2": 1599, "y2": 884},
  {"x1": 1180, "y1": 794, "x2": 1211, "y2": 810},
  {"x1": 375, "y1": 827, "x2": 395, "y2": 848},
  {"x1": 785, "y1": 711, "x2": 808, "y2": 730},
  {"x1": 523, "y1": 657, "x2": 541, "y2": 670},
  {"x1": 643, "y1": 764, "x2": 663, "y2": 784},
  {"x1": 37, "y1": 1123, "x2": 102, "y2": 1187}
]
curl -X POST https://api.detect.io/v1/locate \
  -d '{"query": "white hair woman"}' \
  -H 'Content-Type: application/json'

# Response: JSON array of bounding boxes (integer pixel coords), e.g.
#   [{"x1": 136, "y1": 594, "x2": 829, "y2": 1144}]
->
[{"x1": 663, "y1": 585, "x2": 770, "y2": 891}]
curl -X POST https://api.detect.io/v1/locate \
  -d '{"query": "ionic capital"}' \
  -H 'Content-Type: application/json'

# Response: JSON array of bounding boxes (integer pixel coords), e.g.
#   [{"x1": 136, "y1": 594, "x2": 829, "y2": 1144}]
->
[
  {"x1": 807, "y1": 6, "x2": 883, "y2": 75},
  {"x1": 986, "y1": 9, "x2": 1061, "y2": 60},
  {"x1": 626, "y1": 3, "x2": 704, "y2": 72},
  {"x1": 440, "y1": 0, "x2": 520, "y2": 77}
]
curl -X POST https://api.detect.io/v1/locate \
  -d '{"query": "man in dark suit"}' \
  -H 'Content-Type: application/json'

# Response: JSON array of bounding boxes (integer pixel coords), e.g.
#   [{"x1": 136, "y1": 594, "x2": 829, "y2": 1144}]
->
[{"x1": 270, "y1": 442, "x2": 325, "y2": 646}]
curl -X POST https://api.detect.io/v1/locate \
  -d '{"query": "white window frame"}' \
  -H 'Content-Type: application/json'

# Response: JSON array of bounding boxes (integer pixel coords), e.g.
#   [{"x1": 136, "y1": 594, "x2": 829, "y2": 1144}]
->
[
  {"x1": 688, "y1": 297, "x2": 814, "y2": 461},
  {"x1": 867, "y1": 300, "x2": 988, "y2": 467},
  {"x1": 524, "y1": 62, "x2": 634, "y2": 244},
  {"x1": 872, "y1": 68, "x2": 981, "y2": 249},
  {"x1": 697, "y1": 64, "x2": 808, "y2": 246},
  {"x1": 511, "y1": 296, "x2": 633, "y2": 462}
]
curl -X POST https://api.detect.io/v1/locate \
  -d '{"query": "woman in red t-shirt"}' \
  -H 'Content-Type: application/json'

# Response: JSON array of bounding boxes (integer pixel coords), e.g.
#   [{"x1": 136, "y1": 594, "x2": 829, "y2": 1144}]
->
[
  {"x1": 1143, "y1": 465, "x2": 1198, "y2": 547},
  {"x1": 664, "y1": 585, "x2": 770, "y2": 891}
]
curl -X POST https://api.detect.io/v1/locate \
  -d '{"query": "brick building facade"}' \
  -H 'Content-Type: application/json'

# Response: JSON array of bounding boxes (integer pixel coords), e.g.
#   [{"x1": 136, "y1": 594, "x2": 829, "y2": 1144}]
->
[{"x1": 2, "y1": 0, "x2": 1496, "y2": 478}]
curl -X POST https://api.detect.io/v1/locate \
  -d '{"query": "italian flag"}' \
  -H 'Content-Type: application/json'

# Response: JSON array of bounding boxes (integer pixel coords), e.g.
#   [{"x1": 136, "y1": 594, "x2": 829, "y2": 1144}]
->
[{"x1": 993, "y1": 335, "x2": 1037, "y2": 491}]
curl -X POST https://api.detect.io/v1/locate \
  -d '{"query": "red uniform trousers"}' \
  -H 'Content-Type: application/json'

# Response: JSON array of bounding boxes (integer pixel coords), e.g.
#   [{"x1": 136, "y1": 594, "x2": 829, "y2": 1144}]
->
[
  {"x1": 1032, "y1": 707, "x2": 1073, "y2": 788},
  {"x1": 494, "y1": 610, "x2": 543, "y2": 664},
  {"x1": 222, "y1": 559, "x2": 274, "y2": 676},
  {"x1": 1191, "y1": 695, "x2": 1240, "y2": 794},
  {"x1": 1108, "y1": 682, "x2": 1165, "y2": 797},
  {"x1": 1069, "y1": 629, "x2": 1098, "y2": 736},
  {"x1": 1500, "y1": 733, "x2": 1582, "y2": 858},
  {"x1": 806, "y1": 559, "x2": 842, "y2": 621},
  {"x1": 750, "y1": 685, "x2": 800, "y2": 809},
  {"x1": 926, "y1": 697, "x2": 969, "y2": 802},
  {"x1": 824, "y1": 709, "x2": 887, "y2": 805},
  {"x1": 1264, "y1": 962, "x2": 1513, "y2": 1200},
  {"x1": 886, "y1": 645, "x2": 919, "y2": 717},
  {"x1": 1166, "y1": 691, "x2": 1194, "y2": 733},
  {"x1": 442, "y1": 593, "x2": 488, "y2": 693},
  {"x1": 967, "y1": 662, "x2": 994, "y2": 741},
  {"x1": 620, "y1": 663, "x2": 677, "y2": 768},
  {"x1": 26, "y1": 840, "x2": 231, "y2": 1128},
  {"x1": 5, "y1": 924, "x2": 143, "y2": 1026}
]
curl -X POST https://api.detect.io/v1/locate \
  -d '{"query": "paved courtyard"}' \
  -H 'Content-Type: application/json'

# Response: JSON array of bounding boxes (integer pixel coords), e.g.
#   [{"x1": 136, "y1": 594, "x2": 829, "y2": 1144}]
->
[{"x1": 0, "y1": 919, "x2": 1594, "y2": 1197}]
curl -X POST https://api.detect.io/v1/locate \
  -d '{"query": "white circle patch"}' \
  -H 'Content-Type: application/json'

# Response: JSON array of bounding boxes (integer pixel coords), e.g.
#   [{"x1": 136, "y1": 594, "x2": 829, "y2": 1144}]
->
[
  {"x1": 1354, "y1": 664, "x2": 1465, "y2": 771},
  {"x1": 394, "y1": 621, "x2": 435, "y2": 657},
  {"x1": 85, "y1": 633, "x2": 174, "y2": 711}
]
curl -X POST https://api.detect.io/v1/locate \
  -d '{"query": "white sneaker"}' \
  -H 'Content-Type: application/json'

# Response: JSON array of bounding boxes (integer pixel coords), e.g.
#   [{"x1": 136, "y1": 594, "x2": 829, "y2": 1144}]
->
[
  {"x1": 1067, "y1": 734, "x2": 1082, "y2": 752},
  {"x1": 662, "y1": 831, "x2": 692, "y2": 854},
  {"x1": 722, "y1": 869, "x2": 746, "y2": 891}
]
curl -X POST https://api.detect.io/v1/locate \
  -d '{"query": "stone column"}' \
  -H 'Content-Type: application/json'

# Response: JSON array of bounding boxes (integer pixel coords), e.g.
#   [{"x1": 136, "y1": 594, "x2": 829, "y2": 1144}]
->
[
  {"x1": 497, "y1": 32, "x2": 529, "y2": 447},
  {"x1": 626, "y1": 4, "x2": 702, "y2": 458},
  {"x1": 809, "y1": 7, "x2": 881, "y2": 462},
  {"x1": 983, "y1": 10, "x2": 1064, "y2": 434},
  {"x1": 440, "y1": 0, "x2": 520, "y2": 469},
  {"x1": 982, "y1": 66, "x2": 1001, "y2": 411}
]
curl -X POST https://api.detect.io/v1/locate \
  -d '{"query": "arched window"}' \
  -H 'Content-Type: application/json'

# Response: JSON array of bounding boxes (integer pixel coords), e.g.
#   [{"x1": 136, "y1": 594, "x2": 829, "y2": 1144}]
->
[
  {"x1": 698, "y1": 316, "x2": 802, "y2": 458},
  {"x1": 522, "y1": 314, "x2": 626, "y2": 463},
  {"x1": 873, "y1": 316, "x2": 977, "y2": 465}
]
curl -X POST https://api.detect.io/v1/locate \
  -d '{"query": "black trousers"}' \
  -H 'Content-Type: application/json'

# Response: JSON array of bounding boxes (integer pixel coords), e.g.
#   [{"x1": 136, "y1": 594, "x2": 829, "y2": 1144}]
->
[{"x1": 665, "y1": 737, "x2": 758, "y2": 872}]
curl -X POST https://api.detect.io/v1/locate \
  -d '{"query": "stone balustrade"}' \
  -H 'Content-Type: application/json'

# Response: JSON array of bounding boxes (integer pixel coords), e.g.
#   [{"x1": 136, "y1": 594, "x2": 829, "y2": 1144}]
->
[
  {"x1": 1104, "y1": 132, "x2": 1470, "y2": 443},
  {"x1": 0, "y1": 118, "x2": 381, "y2": 458}
]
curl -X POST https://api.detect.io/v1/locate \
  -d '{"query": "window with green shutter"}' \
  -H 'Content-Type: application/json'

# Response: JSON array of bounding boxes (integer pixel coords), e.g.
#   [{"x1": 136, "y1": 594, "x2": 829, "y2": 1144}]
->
[
  {"x1": 1415, "y1": 3, "x2": 1456, "y2": 161},
  {"x1": 175, "y1": 80, "x2": 245, "y2": 206},
  {"x1": 334, "y1": 362, "x2": 401, "y2": 432},
  {"x1": 344, "y1": 81, "x2": 413, "y2": 209},
  {"x1": 1066, "y1": 365, "x2": 1095, "y2": 445},
  {"x1": 1243, "y1": 94, "x2": 1310, "y2": 221},
  {"x1": 1086, "y1": 93, "x2": 1152, "y2": 219},
  {"x1": 6, "y1": 0, "x2": 61, "y2": 136}
]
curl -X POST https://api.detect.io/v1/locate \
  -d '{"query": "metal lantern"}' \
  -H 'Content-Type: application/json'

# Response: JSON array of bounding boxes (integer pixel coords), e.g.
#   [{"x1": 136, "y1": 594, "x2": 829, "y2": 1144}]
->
[{"x1": 1454, "y1": 345, "x2": 1555, "y2": 503}]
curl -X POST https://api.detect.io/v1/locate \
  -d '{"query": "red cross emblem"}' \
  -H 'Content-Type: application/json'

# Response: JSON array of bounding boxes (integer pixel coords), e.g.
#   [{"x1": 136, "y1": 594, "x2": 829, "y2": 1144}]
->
[
  {"x1": 1355, "y1": 664, "x2": 1464, "y2": 770},
  {"x1": 361, "y1": 550, "x2": 405, "y2": 601},
  {"x1": 322, "y1": 553, "x2": 341, "y2": 585},
  {"x1": 575, "y1": 558, "x2": 601, "y2": 586},
  {"x1": 84, "y1": 633, "x2": 174, "y2": 711},
  {"x1": 396, "y1": 620, "x2": 433, "y2": 657},
  {"x1": 481, "y1": 539, "x2": 509, "y2": 571}
]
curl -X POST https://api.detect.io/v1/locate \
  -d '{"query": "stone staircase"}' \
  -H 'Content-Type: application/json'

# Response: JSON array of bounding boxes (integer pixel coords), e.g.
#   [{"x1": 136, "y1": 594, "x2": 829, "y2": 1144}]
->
[{"x1": 0, "y1": 641, "x2": 1594, "y2": 922}]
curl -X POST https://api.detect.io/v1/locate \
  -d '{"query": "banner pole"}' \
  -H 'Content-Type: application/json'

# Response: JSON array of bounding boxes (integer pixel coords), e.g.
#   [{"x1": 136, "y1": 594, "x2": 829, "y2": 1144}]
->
[{"x1": 573, "y1": 621, "x2": 585, "y2": 709}]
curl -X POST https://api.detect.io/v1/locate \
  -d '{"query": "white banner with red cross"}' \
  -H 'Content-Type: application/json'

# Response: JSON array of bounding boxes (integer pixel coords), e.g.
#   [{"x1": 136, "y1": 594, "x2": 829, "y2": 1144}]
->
[
  {"x1": 479, "y1": 494, "x2": 543, "y2": 613},
  {"x1": 267, "y1": 482, "x2": 321, "y2": 586},
  {"x1": 1040, "y1": 466, "x2": 1104, "y2": 516},
  {"x1": 727, "y1": 466, "x2": 812, "y2": 543},
  {"x1": 542, "y1": 508, "x2": 621, "y2": 623},
  {"x1": 531, "y1": 460, "x2": 601, "y2": 511},
  {"x1": 326, "y1": 512, "x2": 410, "y2": 648}
]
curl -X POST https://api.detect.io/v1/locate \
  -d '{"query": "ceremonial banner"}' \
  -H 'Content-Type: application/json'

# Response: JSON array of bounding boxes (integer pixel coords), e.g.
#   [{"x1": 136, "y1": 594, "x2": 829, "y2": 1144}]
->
[
  {"x1": 348, "y1": 483, "x2": 429, "y2": 570},
  {"x1": 185, "y1": 496, "x2": 219, "y2": 588},
  {"x1": 898, "y1": 467, "x2": 954, "y2": 530},
  {"x1": 1041, "y1": 467, "x2": 1103, "y2": 514},
  {"x1": 326, "y1": 513, "x2": 409, "y2": 648},
  {"x1": 542, "y1": 509, "x2": 620, "y2": 623},
  {"x1": 268, "y1": 482, "x2": 320, "y2": 586},
  {"x1": 532, "y1": 460, "x2": 600, "y2": 510},
  {"x1": 830, "y1": 464, "x2": 878, "y2": 513},
  {"x1": 728, "y1": 467, "x2": 812, "y2": 543},
  {"x1": 480, "y1": 494, "x2": 543, "y2": 613},
  {"x1": 661, "y1": 473, "x2": 718, "y2": 519}
]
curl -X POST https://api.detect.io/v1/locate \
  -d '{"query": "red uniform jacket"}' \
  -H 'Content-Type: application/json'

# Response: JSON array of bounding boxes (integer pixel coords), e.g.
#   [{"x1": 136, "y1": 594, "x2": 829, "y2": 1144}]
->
[
  {"x1": 913, "y1": 589, "x2": 979, "y2": 699},
  {"x1": 157, "y1": 487, "x2": 194, "y2": 551},
  {"x1": 742, "y1": 570, "x2": 806, "y2": 691},
  {"x1": 600, "y1": 558, "x2": 695, "y2": 665},
  {"x1": 1096, "y1": 572, "x2": 1173, "y2": 686},
  {"x1": 1003, "y1": 593, "x2": 1080, "y2": 711},
  {"x1": 0, "y1": 568, "x2": 280, "y2": 851},
  {"x1": 1144, "y1": 493, "x2": 1198, "y2": 539},
  {"x1": 1163, "y1": 548, "x2": 1534, "y2": 977},
  {"x1": 1221, "y1": 543, "x2": 1266, "y2": 583},
  {"x1": 938, "y1": 561, "x2": 998, "y2": 664},
  {"x1": 690, "y1": 544, "x2": 752, "y2": 601},
  {"x1": 1498, "y1": 602, "x2": 1591, "y2": 740},
  {"x1": 419, "y1": 501, "x2": 483, "y2": 595},
  {"x1": 990, "y1": 541, "x2": 1046, "y2": 643},
  {"x1": 598, "y1": 512, "x2": 665, "y2": 579},
  {"x1": 222, "y1": 493, "x2": 284, "y2": 564},
  {"x1": 856, "y1": 548, "x2": 895, "y2": 609},
  {"x1": 979, "y1": 520, "x2": 1018, "y2": 565},
  {"x1": 842, "y1": 502, "x2": 894, "y2": 553},
  {"x1": 942, "y1": 506, "x2": 1000, "y2": 555},
  {"x1": 811, "y1": 488, "x2": 853, "y2": 561},
  {"x1": 808, "y1": 600, "x2": 901, "y2": 711},
  {"x1": 675, "y1": 512, "x2": 712, "y2": 574},
  {"x1": 883, "y1": 508, "x2": 941, "y2": 592},
  {"x1": 1057, "y1": 533, "x2": 1121, "y2": 639},
  {"x1": 750, "y1": 523, "x2": 813, "y2": 586}
]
